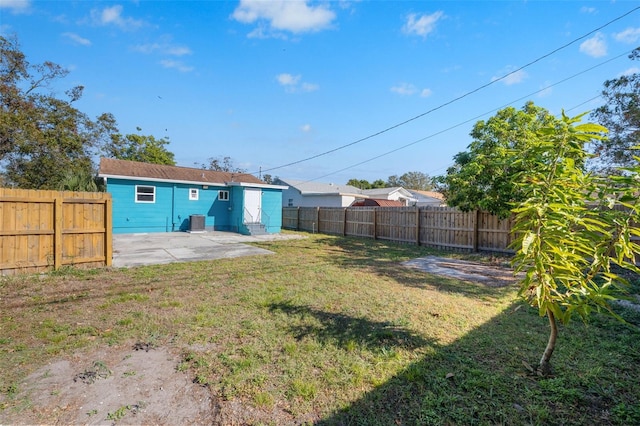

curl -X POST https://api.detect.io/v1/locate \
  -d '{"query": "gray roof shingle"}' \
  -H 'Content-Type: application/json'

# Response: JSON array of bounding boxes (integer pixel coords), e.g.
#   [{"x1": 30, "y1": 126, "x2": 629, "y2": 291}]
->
[{"x1": 99, "y1": 158, "x2": 265, "y2": 185}]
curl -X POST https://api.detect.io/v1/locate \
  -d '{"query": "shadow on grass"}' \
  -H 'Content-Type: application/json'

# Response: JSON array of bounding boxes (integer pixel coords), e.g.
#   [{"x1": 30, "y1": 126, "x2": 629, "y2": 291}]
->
[
  {"x1": 268, "y1": 301, "x2": 436, "y2": 352},
  {"x1": 310, "y1": 300, "x2": 640, "y2": 426}
]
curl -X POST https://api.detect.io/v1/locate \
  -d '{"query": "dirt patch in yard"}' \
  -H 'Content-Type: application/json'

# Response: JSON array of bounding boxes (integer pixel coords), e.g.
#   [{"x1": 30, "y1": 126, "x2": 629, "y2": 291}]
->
[
  {"x1": 402, "y1": 255, "x2": 520, "y2": 287},
  {"x1": 0, "y1": 343, "x2": 216, "y2": 425},
  {"x1": 1, "y1": 342, "x2": 304, "y2": 425}
]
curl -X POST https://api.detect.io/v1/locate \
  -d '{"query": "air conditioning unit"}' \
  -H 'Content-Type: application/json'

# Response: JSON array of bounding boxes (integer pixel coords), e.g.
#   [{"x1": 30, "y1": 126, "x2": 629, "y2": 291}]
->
[{"x1": 189, "y1": 214, "x2": 205, "y2": 233}]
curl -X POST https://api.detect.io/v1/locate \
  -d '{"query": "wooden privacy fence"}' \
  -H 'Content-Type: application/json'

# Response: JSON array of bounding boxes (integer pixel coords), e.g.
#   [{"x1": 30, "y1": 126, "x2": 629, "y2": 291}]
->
[
  {"x1": 0, "y1": 188, "x2": 112, "y2": 275},
  {"x1": 283, "y1": 206, "x2": 515, "y2": 253}
]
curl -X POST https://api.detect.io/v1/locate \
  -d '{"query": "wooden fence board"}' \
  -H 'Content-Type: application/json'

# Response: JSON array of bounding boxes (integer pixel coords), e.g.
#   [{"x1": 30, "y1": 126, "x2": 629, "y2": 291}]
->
[
  {"x1": 284, "y1": 205, "x2": 512, "y2": 253},
  {"x1": 0, "y1": 188, "x2": 112, "y2": 275},
  {"x1": 318, "y1": 208, "x2": 345, "y2": 235}
]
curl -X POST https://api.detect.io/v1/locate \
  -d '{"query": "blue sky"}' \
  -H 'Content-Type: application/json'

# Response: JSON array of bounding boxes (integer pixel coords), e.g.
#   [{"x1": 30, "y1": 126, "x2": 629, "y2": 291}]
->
[{"x1": 2, "y1": 1, "x2": 639, "y2": 184}]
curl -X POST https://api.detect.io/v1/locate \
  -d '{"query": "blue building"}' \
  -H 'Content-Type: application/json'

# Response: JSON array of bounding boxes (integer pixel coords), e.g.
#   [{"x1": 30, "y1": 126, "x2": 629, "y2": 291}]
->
[{"x1": 99, "y1": 158, "x2": 287, "y2": 235}]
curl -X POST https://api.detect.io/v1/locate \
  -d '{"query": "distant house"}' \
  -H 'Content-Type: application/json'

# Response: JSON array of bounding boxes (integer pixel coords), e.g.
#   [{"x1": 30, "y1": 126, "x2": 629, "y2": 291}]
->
[
  {"x1": 407, "y1": 189, "x2": 446, "y2": 207},
  {"x1": 275, "y1": 178, "x2": 366, "y2": 207},
  {"x1": 99, "y1": 158, "x2": 287, "y2": 235},
  {"x1": 350, "y1": 198, "x2": 404, "y2": 207},
  {"x1": 360, "y1": 187, "x2": 417, "y2": 206}
]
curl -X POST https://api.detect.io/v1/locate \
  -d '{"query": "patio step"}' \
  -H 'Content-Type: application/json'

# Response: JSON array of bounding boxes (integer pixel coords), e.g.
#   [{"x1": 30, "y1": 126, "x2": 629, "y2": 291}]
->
[{"x1": 245, "y1": 222, "x2": 267, "y2": 236}]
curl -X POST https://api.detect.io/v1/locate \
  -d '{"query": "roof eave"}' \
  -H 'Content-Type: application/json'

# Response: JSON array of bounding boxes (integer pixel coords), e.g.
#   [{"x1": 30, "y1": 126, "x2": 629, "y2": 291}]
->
[
  {"x1": 226, "y1": 182, "x2": 288, "y2": 190},
  {"x1": 99, "y1": 173, "x2": 226, "y2": 187}
]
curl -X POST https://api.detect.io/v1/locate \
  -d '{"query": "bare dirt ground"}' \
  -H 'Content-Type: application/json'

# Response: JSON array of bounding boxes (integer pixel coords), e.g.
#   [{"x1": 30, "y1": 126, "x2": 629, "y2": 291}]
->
[
  {"x1": 1, "y1": 343, "x2": 216, "y2": 425},
  {"x1": 402, "y1": 255, "x2": 520, "y2": 287},
  {"x1": 0, "y1": 342, "x2": 305, "y2": 425}
]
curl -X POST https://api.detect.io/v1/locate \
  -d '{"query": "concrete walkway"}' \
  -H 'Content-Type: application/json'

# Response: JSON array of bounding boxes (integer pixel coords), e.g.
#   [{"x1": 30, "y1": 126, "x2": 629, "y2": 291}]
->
[{"x1": 112, "y1": 231, "x2": 305, "y2": 268}]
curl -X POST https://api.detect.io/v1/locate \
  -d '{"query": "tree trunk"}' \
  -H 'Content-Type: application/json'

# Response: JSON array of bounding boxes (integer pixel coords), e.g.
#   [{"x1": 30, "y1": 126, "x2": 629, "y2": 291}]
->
[{"x1": 538, "y1": 308, "x2": 557, "y2": 376}]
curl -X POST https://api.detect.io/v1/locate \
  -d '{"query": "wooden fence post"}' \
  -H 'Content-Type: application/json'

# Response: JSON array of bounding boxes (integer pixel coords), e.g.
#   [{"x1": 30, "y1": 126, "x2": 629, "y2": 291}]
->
[
  {"x1": 105, "y1": 197, "x2": 113, "y2": 267},
  {"x1": 343, "y1": 208, "x2": 347, "y2": 236},
  {"x1": 316, "y1": 207, "x2": 320, "y2": 233},
  {"x1": 415, "y1": 206, "x2": 420, "y2": 246},
  {"x1": 54, "y1": 197, "x2": 63, "y2": 270},
  {"x1": 373, "y1": 208, "x2": 377, "y2": 240},
  {"x1": 473, "y1": 209, "x2": 480, "y2": 252},
  {"x1": 296, "y1": 207, "x2": 300, "y2": 231}
]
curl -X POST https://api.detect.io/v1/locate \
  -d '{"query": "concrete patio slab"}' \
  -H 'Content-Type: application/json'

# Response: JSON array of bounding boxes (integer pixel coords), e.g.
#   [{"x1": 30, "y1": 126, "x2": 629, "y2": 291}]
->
[{"x1": 112, "y1": 231, "x2": 305, "y2": 268}]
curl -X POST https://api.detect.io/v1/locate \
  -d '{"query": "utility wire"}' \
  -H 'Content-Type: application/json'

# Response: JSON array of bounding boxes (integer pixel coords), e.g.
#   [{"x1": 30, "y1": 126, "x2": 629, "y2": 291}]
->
[
  {"x1": 307, "y1": 49, "x2": 631, "y2": 183},
  {"x1": 422, "y1": 94, "x2": 604, "y2": 178},
  {"x1": 252, "y1": 5, "x2": 640, "y2": 176}
]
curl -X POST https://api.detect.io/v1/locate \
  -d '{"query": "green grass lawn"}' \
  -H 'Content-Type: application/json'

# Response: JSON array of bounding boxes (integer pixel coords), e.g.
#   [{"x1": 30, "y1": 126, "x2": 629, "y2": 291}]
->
[{"x1": 1, "y1": 232, "x2": 639, "y2": 424}]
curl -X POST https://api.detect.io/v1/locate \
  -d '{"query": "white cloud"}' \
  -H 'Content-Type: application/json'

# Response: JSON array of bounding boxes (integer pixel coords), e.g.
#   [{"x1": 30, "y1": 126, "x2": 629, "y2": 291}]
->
[
  {"x1": 391, "y1": 83, "x2": 417, "y2": 95},
  {"x1": 277, "y1": 73, "x2": 301, "y2": 86},
  {"x1": 232, "y1": 0, "x2": 336, "y2": 36},
  {"x1": 277, "y1": 73, "x2": 318, "y2": 93},
  {"x1": 0, "y1": 0, "x2": 30, "y2": 13},
  {"x1": 402, "y1": 11, "x2": 444, "y2": 38},
  {"x1": 91, "y1": 5, "x2": 145, "y2": 30},
  {"x1": 301, "y1": 124, "x2": 312, "y2": 132},
  {"x1": 614, "y1": 27, "x2": 640, "y2": 44},
  {"x1": 491, "y1": 66, "x2": 528, "y2": 85},
  {"x1": 160, "y1": 59, "x2": 193, "y2": 73},
  {"x1": 620, "y1": 67, "x2": 640, "y2": 77},
  {"x1": 390, "y1": 83, "x2": 432, "y2": 97},
  {"x1": 62, "y1": 32, "x2": 91, "y2": 46},
  {"x1": 133, "y1": 42, "x2": 192, "y2": 56},
  {"x1": 579, "y1": 32, "x2": 607, "y2": 57},
  {"x1": 580, "y1": 6, "x2": 597, "y2": 14}
]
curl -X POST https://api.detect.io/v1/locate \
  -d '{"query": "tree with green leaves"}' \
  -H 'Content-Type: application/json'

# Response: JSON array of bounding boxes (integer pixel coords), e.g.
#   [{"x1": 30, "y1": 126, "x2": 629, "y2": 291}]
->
[
  {"x1": 511, "y1": 112, "x2": 640, "y2": 376},
  {"x1": 436, "y1": 102, "x2": 565, "y2": 218},
  {"x1": 0, "y1": 35, "x2": 114, "y2": 189},
  {"x1": 346, "y1": 178, "x2": 373, "y2": 189},
  {"x1": 348, "y1": 178, "x2": 386, "y2": 189},
  {"x1": 591, "y1": 47, "x2": 640, "y2": 173},
  {"x1": 58, "y1": 169, "x2": 100, "y2": 192},
  {"x1": 197, "y1": 156, "x2": 245, "y2": 173},
  {"x1": 387, "y1": 171, "x2": 433, "y2": 190},
  {"x1": 105, "y1": 126, "x2": 176, "y2": 165}
]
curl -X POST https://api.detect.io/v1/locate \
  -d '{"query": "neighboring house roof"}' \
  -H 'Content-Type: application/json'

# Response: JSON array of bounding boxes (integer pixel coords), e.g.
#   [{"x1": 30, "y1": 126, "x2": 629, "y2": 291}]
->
[
  {"x1": 98, "y1": 158, "x2": 267, "y2": 186},
  {"x1": 361, "y1": 186, "x2": 417, "y2": 201},
  {"x1": 351, "y1": 198, "x2": 404, "y2": 207},
  {"x1": 276, "y1": 178, "x2": 364, "y2": 196},
  {"x1": 409, "y1": 189, "x2": 445, "y2": 200}
]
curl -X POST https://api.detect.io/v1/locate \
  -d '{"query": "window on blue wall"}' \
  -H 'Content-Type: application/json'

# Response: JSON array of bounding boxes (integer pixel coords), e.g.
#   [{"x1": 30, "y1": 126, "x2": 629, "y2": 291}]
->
[
  {"x1": 189, "y1": 188, "x2": 199, "y2": 201},
  {"x1": 135, "y1": 185, "x2": 155, "y2": 203},
  {"x1": 219, "y1": 190, "x2": 229, "y2": 201}
]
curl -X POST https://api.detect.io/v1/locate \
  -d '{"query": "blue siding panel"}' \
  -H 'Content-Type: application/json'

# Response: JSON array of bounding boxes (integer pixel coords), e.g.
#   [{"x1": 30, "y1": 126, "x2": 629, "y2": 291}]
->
[
  {"x1": 107, "y1": 178, "x2": 284, "y2": 234},
  {"x1": 108, "y1": 179, "x2": 174, "y2": 233},
  {"x1": 229, "y1": 187, "x2": 245, "y2": 234},
  {"x1": 108, "y1": 178, "x2": 234, "y2": 234},
  {"x1": 262, "y1": 188, "x2": 282, "y2": 233}
]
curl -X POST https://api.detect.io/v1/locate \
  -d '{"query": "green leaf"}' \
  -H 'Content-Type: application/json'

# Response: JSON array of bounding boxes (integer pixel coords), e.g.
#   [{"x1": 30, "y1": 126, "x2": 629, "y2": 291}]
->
[{"x1": 521, "y1": 232, "x2": 536, "y2": 255}]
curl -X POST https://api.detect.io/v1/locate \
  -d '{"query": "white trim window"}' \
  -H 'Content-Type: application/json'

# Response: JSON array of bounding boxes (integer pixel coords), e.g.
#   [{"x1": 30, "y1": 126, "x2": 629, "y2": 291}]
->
[
  {"x1": 135, "y1": 185, "x2": 155, "y2": 203},
  {"x1": 189, "y1": 188, "x2": 199, "y2": 201},
  {"x1": 219, "y1": 190, "x2": 229, "y2": 201}
]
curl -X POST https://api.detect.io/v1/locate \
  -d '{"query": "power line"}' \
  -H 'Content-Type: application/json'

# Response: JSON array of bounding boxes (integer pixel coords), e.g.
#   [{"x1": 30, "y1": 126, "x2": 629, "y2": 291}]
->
[
  {"x1": 252, "y1": 5, "x2": 640, "y2": 176},
  {"x1": 307, "y1": 49, "x2": 631, "y2": 183}
]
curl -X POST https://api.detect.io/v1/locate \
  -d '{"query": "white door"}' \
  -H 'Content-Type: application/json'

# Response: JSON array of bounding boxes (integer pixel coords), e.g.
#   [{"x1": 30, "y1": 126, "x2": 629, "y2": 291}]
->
[{"x1": 244, "y1": 189, "x2": 261, "y2": 223}]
